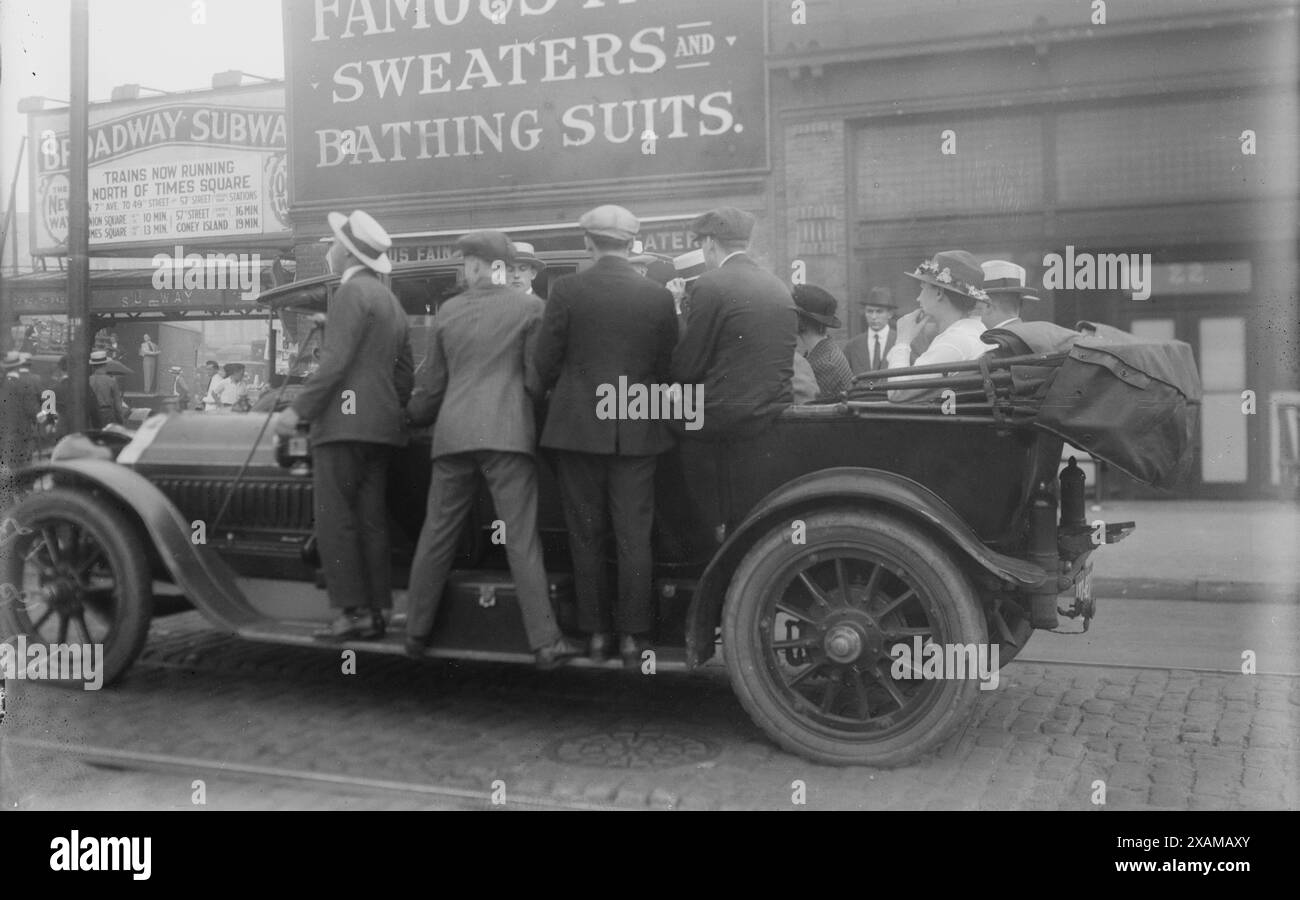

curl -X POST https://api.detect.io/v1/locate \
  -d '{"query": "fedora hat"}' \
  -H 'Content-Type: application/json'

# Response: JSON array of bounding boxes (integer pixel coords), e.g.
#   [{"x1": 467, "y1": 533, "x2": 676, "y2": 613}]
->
[
  {"x1": 904, "y1": 250, "x2": 989, "y2": 303},
  {"x1": 509, "y1": 241, "x2": 546, "y2": 271},
  {"x1": 861, "y1": 286, "x2": 897, "y2": 310},
  {"x1": 791, "y1": 284, "x2": 842, "y2": 329},
  {"x1": 673, "y1": 249, "x2": 707, "y2": 282},
  {"x1": 327, "y1": 210, "x2": 393, "y2": 274},
  {"x1": 980, "y1": 259, "x2": 1040, "y2": 302}
]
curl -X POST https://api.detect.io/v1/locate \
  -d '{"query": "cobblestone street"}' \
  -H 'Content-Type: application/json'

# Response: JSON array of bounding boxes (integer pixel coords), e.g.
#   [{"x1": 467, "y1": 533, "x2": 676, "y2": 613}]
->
[{"x1": 3, "y1": 611, "x2": 1297, "y2": 811}]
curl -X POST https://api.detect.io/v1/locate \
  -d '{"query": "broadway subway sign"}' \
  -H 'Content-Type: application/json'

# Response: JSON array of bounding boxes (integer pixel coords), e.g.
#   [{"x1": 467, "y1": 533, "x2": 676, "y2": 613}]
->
[{"x1": 285, "y1": 0, "x2": 768, "y2": 204}]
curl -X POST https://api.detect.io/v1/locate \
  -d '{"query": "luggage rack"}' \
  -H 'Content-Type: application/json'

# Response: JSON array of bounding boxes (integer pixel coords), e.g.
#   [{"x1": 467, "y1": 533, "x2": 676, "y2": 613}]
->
[{"x1": 840, "y1": 351, "x2": 1069, "y2": 426}]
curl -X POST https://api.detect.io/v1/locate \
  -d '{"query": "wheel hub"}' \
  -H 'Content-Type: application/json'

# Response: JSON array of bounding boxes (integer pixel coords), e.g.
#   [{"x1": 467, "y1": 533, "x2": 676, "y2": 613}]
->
[{"x1": 45, "y1": 577, "x2": 81, "y2": 612}]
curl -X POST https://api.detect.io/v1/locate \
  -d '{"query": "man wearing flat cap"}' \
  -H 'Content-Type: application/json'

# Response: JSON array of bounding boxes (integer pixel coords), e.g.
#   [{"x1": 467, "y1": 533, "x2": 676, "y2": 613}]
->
[
  {"x1": 535, "y1": 205, "x2": 678, "y2": 667},
  {"x1": 792, "y1": 284, "x2": 854, "y2": 400},
  {"x1": 406, "y1": 229, "x2": 582, "y2": 669},
  {"x1": 671, "y1": 206, "x2": 796, "y2": 437},
  {"x1": 274, "y1": 209, "x2": 414, "y2": 642}
]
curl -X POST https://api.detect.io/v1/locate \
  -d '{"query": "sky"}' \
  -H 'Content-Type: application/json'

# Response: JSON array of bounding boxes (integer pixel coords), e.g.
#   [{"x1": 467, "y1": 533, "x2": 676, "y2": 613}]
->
[{"x1": 1, "y1": 0, "x2": 285, "y2": 214}]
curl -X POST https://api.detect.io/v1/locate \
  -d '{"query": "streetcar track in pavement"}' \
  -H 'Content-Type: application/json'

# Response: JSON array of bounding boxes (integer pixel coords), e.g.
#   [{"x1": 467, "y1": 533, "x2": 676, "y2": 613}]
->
[
  {"x1": 6, "y1": 736, "x2": 621, "y2": 811},
  {"x1": 1011, "y1": 656, "x2": 1300, "y2": 679}
]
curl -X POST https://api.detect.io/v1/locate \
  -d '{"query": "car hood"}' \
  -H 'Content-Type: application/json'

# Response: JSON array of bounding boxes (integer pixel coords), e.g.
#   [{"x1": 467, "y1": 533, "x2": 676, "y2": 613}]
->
[{"x1": 119, "y1": 411, "x2": 280, "y2": 470}]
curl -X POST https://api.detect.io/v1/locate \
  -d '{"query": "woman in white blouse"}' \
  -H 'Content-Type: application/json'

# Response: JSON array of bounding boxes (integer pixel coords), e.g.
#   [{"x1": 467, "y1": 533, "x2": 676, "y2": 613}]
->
[{"x1": 887, "y1": 250, "x2": 991, "y2": 402}]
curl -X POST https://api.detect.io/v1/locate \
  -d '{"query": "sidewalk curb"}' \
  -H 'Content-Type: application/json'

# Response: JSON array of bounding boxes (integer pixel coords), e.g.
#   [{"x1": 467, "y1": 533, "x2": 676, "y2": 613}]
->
[{"x1": 1095, "y1": 577, "x2": 1300, "y2": 604}]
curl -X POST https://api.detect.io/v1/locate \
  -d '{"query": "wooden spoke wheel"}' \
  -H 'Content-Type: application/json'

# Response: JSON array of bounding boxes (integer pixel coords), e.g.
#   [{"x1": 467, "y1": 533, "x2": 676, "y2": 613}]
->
[
  {"x1": 1, "y1": 488, "x2": 152, "y2": 688},
  {"x1": 722, "y1": 508, "x2": 987, "y2": 767}
]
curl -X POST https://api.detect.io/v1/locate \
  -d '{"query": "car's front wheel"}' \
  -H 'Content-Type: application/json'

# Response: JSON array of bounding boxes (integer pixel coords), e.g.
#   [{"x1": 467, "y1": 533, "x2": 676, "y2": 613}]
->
[
  {"x1": 722, "y1": 507, "x2": 988, "y2": 767},
  {"x1": 1, "y1": 487, "x2": 153, "y2": 687}
]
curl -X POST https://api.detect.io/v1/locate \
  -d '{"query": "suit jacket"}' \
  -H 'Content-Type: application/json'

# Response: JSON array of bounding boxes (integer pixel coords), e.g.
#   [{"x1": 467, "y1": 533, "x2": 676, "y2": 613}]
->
[
  {"x1": 535, "y1": 255, "x2": 678, "y2": 456},
  {"x1": 843, "y1": 327, "x2": 897, "y2": 374},
  {"x1": 407, "y1": 282, "x2": 545, "y2": 458},
  {"x1": 671, "y1": 254, "x2": 796, "y2": 437},
  {"x1": 88, "y1": 371, "x2": 125, "y2": 427},
  {"x1": 292, "y1": 269, "x2": 413, "y2": 447}
]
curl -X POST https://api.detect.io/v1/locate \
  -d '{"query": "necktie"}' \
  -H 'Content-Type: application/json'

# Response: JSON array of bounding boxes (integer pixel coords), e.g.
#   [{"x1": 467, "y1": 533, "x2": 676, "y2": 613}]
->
[{"x1": 871, "y1": 334, "x2": 881, "y2": 370}]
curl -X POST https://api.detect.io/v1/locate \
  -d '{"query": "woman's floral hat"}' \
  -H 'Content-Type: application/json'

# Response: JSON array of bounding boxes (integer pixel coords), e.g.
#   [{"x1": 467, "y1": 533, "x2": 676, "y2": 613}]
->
[{"x1": 904, "y1": 250, "x2": 990, "y2": 303}]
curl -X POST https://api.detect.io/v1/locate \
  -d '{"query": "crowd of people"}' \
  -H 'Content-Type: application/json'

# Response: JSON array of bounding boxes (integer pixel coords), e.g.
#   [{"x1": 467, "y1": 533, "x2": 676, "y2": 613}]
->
[
  {"x1": 265, "y1": 204, "x2": 1043, "y2": 671},
  {"x1": 1, "y1": 203, "x2": 1043, "y2": 668}
]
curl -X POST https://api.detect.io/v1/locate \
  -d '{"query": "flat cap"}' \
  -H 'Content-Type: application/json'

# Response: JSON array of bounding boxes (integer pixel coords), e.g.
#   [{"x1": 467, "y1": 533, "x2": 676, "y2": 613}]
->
[
  {"x1": 456, "y1": 230, "x2": 515, "y2": 263},
  {"x1": 579, "y1": 204, "x2": 639, "y2": 241},
  {"x1": 690, "y1": 206, "x2": 755, "y2": 242}
]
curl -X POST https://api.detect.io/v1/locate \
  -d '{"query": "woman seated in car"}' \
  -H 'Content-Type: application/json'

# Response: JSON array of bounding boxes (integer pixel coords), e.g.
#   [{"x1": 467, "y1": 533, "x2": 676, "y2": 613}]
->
[{"x1": 886, "y1": 250, "x2": 990, "y2": 402}]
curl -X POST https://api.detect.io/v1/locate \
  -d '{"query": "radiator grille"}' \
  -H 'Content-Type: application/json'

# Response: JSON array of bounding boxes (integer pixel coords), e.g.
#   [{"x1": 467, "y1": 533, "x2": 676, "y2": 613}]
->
[{"x1": 153, "y1": 478, "x2": 314, "y2": 532}]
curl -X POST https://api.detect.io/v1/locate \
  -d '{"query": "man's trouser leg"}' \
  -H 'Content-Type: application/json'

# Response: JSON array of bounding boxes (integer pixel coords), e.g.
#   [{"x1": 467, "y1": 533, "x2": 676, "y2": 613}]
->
[
  {"x1": 607, "y1": 454, "x2": 658, "y2": 635},
  {"x1": 356, "y1": 443, "x2": 394, "y2": 610},
  {"x1": 406, "y1": 454, "x2": 478, "y2": 639},
  {"x1": 313, "y1": 442, "x2": 376, "y2": 610},
  {"x1": 479, "y1": 451, "x2": 562, "y2": 651},
  {"x1": 552, "y1": 450, "x2": 612, "y2": 634}
]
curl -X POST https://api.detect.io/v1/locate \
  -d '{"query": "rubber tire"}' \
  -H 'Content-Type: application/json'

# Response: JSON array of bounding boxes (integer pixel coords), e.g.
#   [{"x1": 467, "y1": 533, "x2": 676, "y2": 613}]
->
[
  {"x1": 722, "y1": 507, "x2": 987, "y2": 767},
  {"x1": 1, "y1": 487, "x2": 153, "y2": 688}
]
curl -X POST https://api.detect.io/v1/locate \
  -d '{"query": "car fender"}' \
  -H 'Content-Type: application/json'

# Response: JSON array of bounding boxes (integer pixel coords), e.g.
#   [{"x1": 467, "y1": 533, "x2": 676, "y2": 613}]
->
[
  {"x1": 13, "y1": 459, "x2": 263, "y2": 632},
  {"x1": 685, "y1": 467, "x2": 1052, "y2": 668}
]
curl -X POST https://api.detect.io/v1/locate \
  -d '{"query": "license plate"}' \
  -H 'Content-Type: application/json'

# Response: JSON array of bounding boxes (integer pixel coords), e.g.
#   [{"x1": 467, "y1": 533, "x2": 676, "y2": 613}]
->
[{"x1": 289, "y1": 436, "x2": 308, "y2": 456}]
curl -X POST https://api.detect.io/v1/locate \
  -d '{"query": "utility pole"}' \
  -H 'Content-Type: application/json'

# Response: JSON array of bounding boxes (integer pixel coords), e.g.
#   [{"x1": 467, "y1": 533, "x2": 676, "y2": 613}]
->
[{"x1": 66, "y1": 0, "x2": 90, "y2": 431}]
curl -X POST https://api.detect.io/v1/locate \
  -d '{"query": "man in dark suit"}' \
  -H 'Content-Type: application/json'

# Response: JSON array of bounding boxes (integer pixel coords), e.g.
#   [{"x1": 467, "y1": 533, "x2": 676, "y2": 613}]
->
[
  {"x1": 535, "y1": 205, "x2": 679, "y2": 667},
  {"x1": 671, "y1": 207, "x2": 796, "y2": 439},
  {"x1": 842, "y1": 287, "x2": 898, "y2": 374},
  {"x1": 404, "y1": 230, "x2": 582, "y2": 669},
  {"x1": 274, "y1": 210, "x2": 414, "y2": 641}
]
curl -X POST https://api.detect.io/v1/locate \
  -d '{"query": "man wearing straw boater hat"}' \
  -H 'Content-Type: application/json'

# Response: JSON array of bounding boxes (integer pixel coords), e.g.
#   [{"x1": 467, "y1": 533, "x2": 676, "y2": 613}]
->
[
  {"x1": 274, "y1": 210, "x2": 414, "y2": 642},
  {"x1": 977, "y1": 259, "x2": 1040, "y2": 330},
  {"x1": 507, "y1": 241, "x2": 546, "y2": 296},
  {"x1": 87, "y1": 349, "x2": 128, "y2": 428}
]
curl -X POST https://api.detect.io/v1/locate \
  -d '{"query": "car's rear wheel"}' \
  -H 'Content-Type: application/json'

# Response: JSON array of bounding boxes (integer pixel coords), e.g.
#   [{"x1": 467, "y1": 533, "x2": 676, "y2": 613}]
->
[
  {"x1": 722, "y1": 507, "x2": 988, "y2": 767},
  {"x1": 0, "y1": 488, "x2": 153, "y2": 687}
]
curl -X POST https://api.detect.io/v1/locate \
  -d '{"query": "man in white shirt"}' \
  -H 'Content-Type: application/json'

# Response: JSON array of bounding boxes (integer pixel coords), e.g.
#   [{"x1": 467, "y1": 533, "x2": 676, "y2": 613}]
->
[
  {"x1": 507, "y1": 241, "x2": 545, "y2": 296},
  {"x1": 977, "y1": 259, "x2": 1040, "y2": 330},
  {"x1": 842, "y1": 287, "x2": 897, "y2": 374},
  {"x1": 887, "y1": 250, "x2": 990, "y2": 402}
]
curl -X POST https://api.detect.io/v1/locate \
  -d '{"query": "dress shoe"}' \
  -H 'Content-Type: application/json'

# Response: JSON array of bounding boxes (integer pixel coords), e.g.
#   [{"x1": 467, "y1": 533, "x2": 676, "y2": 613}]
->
[
  {"x1": 313, "y1": 609, "x2": 385, "y2": 642},
  {"x1": 587, "y1": 632, "x2": 612, "y2": 663},
  {"x1": 620, "y1": 633, "x2": 653, "y2": 670},
  {"x1": 535, "y1": 636, "x2": 584, "y2": 671},
  {"x1": 404, "y1": 634, "x2": 429, "y2": 659}
]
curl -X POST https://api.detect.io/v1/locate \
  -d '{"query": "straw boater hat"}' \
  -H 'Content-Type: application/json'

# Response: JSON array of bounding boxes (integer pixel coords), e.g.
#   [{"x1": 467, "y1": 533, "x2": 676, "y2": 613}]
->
[
  {"x1": 89, "y1": 350, "x2": 110, "y2": 367},
  {"x1": 2, "y1": 350, "x2": 23, "y2": 370},
  {"x1": 168, "y1": 365, "x2": 183, "y2": 375},
  {"x1": 672, "y1": 249, "x2": 707, "y2": 283},
  {"x1": 510, "y1": 241, "x2": 546, "y2": 272},
  {"x1": 980, "y1": 259, "x2": 1040, "y2": 303},
  {"x1": 904, "y1": 250, "x2": 990, "y2": 304},
  {"x1": 327, "y1": 210, "x2": 393, "y2": 274}
]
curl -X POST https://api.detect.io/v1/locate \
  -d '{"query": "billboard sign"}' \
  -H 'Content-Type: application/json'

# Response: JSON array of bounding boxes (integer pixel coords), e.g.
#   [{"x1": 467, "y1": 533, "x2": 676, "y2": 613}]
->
[
  {"x1": 28, "y1": 85, "x2": 291, "y2": 254},
  {"x1": 284, "y1": 0, "x2": 768, "y2": 206}
]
